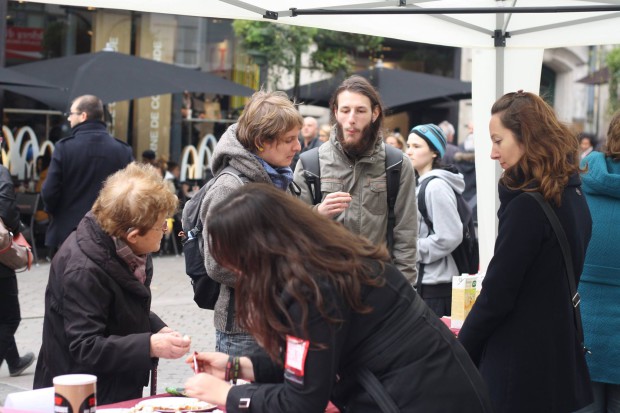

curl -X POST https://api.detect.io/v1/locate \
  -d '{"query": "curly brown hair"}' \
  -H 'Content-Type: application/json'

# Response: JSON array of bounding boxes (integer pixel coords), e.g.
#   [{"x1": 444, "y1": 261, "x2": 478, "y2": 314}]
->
[
  {"x1": 206, "y1": 183, "x2": 389, "y2": 362},
  {"x1": 491, "y1": 91, "x2": 580, "y2": 205},
  {"x1": 92, "y1": 162, "x2": 178, "y2": 237},
  {"x1": 605, "y1": 110, "x2": 620, "y2": 161}
]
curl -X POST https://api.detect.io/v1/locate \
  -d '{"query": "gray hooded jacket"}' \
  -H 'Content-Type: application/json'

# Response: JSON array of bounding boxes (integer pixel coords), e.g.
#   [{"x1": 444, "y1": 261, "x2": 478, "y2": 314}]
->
[
  {"x1": 200, "y1": 124, "x2": 289, "y2": 333},
  {"x1": 416, "y1": 168, "x2": 466, "y2": 285}
]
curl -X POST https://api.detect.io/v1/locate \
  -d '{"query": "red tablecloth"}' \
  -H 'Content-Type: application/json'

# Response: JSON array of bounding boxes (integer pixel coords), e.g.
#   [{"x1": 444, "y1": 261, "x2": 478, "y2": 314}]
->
[
  {"x1": 99, "y1": 393, "x2": 173, "y2": 409},
  {"x1": 99, "y1": 393, "x2": 339, "y2": 413}
]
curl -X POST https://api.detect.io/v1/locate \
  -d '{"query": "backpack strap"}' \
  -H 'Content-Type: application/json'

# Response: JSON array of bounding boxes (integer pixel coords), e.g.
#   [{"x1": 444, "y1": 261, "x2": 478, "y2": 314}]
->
[
  {"x1": 299, "y1": 148, "x2": 321, "y2": 205},
  {"x1": 192, "y1": 166, "x2": 247, "y2": 236},
  {"x1": 417, "y1": 175, "x2": 437, "y2": 233},
  {"x1": 385, "y1": 144, "x2": 403, "y2": 255},
  {"x1": 416, "y1": 176, "x2": 438, "y2": 291}
]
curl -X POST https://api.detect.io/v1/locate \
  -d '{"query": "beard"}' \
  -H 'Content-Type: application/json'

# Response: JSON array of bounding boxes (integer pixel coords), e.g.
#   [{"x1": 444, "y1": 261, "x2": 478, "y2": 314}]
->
[{"x1": 336, "y1": 122, "x2": 380, "y2": 159}]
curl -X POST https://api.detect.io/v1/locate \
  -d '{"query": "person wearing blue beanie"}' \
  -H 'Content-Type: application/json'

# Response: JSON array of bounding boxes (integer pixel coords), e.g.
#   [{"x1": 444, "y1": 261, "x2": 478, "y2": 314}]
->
[
  {"x1": 409, "y1": 123, "x2": 447, "y2": 160},
  {"x1": 406, "y1": 123, "x2": 464, "y2": 316}
]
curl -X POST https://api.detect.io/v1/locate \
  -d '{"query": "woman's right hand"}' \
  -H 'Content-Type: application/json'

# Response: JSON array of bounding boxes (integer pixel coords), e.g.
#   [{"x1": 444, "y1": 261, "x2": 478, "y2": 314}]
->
[
  {"x1": 185, "y1": 352, "x2": 229, "y2": 379},
  {"x1": 185, "y1": 352, "x2": 255, "y2": 382}
]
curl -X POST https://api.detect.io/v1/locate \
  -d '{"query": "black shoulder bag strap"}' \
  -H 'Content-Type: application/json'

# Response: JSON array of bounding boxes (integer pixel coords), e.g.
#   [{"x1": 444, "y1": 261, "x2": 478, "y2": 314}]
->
[
  {"x1": 299, "y1": 148, "x2": 322, "y2": 205},
  {"x1": 525, "y1": 192, "x2": 588, "y2": 354},
  {"x1": 385, "y1": 144, "x2": 403, "y2": 255},
  {"x1": 357, "y1": 368, "x2": 400, "y2": 413}
]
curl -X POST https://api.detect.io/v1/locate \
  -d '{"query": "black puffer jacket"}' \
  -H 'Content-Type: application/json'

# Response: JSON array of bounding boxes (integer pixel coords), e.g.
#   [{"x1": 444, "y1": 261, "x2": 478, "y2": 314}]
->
[{"x1": 33, "y1": 212, "x2": 166, "y2": 404}]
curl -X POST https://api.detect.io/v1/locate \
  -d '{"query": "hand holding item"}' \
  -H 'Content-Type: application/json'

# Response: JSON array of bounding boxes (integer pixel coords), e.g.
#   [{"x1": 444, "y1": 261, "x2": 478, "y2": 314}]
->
[
  {"x1": 185, "y1": 352, "x2": 256, "y2": 382},
  {"x1": 317, "y1": 191, "x2": 352, "y2": 218},
  {"x1": 157, "y1": 326, "x2": 176, "y2": 334},
  {"x1": 184, "y1": 373, "x2": 231, "y2": 407},
  {"x1": 185, "y1": 352, "x2": 228, "y2": 379},
  {"x1": 150, "y1": 333, "x2": 191, "y2": 358}
]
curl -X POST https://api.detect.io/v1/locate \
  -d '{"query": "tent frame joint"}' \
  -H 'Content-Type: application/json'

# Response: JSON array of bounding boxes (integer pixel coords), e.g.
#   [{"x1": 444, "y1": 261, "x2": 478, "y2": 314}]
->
[
  {"x1": 264, "y1": 10, "x2": 278, "y2": 20},
  {"x1": 493, "y1": 29, "x2": 510, "y2": 47}
]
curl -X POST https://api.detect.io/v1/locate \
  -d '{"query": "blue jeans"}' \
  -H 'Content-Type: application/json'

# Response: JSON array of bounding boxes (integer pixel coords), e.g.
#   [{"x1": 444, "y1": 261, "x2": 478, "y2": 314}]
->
[
  {"x1": 215, "y1": 330, "x2": 261, "y2": 357},
  {"x1": 575, "y1": 381, "x2": 620, "y2": 413}
]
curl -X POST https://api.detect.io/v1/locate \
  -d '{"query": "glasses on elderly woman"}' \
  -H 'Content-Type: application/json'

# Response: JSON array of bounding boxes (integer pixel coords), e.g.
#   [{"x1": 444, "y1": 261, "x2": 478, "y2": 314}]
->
[
  {"x1": 152, "y1": 220, "x2": 169, "y2": 234},
  {"x1": 127, "y1": 220, "x2": 168, "y2": 234}
]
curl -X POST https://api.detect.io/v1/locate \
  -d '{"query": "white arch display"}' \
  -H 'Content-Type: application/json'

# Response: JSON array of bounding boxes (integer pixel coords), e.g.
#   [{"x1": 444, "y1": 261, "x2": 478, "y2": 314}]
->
[
  {"x1": 179, "y1": 133, "x2": 218, "y2": 182},
  {"x1": 2, "y1": 125, "x2": 55, "y2": 181}
]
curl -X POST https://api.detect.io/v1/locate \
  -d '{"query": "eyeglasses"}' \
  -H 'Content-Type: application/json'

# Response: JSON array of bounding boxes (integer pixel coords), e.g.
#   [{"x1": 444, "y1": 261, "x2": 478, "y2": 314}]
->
[
  {"x1": 127, "y1": 220, "x2": 168, "y2": 235},
  {"x1": 64, "y1": 111, "x2": 82, "y2": 117},
  {"x1": 152, "y1": 220, "x2": 169, "y2": 234}
]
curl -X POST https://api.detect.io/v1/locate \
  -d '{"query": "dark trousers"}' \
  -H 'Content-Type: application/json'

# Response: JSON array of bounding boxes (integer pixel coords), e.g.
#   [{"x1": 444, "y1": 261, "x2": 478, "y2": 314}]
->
[{"x1": 0, "y1": 275, "x2": 22, "y2": 368}]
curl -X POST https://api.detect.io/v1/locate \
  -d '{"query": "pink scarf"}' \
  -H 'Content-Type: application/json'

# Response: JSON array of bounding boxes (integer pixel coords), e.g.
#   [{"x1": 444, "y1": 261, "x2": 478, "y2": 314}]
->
[{"x1": 113, "y1": 237, "x2": 147, "y2": 284}]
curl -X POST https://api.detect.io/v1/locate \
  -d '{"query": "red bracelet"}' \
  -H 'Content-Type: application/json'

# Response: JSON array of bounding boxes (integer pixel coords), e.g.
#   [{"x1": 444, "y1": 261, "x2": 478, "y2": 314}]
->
[{"x1": 224, "y1": 355, "x2": 234, "y2": 382}]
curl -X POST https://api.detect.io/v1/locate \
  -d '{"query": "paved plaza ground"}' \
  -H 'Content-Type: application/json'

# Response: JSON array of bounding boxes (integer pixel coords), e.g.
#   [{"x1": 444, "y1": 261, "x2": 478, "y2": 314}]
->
[{"x1": 0, "y1": 255, "x2": 216, "y2": 405}]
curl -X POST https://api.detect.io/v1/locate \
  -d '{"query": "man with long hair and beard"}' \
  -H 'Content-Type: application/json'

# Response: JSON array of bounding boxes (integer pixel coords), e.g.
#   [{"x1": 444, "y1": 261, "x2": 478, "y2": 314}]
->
[{"x1": 293, "y1": 75, "x2": 418, "y2": 284}]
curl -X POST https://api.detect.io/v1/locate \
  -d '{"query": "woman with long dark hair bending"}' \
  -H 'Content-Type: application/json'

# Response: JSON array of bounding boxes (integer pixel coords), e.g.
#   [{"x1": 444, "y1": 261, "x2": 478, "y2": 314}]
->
[{"x1": 184, "y1": 183, "x2": 492, "y2": 413}]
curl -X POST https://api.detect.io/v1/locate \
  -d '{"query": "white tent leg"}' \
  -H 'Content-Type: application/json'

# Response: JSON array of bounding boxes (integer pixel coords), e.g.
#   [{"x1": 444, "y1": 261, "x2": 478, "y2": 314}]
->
[{"x1": 471, "y1": 47, "x2": 544, "y2": 273}]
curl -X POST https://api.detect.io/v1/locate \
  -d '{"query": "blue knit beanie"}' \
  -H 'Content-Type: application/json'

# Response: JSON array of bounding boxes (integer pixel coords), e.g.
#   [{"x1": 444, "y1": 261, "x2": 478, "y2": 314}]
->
[{"x1": 409, "y1": 123, "x2": 447, "y2": 159}]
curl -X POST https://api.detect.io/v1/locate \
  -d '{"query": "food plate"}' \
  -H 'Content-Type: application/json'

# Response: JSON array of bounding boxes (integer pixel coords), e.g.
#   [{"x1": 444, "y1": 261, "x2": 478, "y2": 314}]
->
[{"x1": 129, "y1": 397, "x2": 217, "y2": 412}]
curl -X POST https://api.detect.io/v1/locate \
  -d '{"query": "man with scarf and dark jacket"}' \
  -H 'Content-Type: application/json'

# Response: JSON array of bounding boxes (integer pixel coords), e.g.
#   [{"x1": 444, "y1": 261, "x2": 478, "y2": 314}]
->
[
  {"x1": 42, "y1": 95, "x2": 133, "y2": 256},
  {"x1": 200, "y1": 90, "x2": 303, "y2": 356},
  {"x1": 293, "y1": 76, "x2": 418, "y2": 284}
]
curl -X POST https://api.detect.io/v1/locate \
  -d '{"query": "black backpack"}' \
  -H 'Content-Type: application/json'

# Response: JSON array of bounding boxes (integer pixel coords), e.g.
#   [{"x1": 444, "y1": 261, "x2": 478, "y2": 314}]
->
[
  {"x1": 417, "y1": 175, "x2": 479, "y2": 276},
  {"x1": 180, "y1": 166, "x2": 248, "y2": 310},
  {"x1": 299, "y1": 144, "x2": 403, "y2": 252}
]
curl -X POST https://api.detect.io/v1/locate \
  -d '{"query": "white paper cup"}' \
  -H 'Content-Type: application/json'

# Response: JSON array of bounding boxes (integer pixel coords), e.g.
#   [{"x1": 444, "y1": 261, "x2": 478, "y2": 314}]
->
[{"x1": 53, "y1": 374, "x2": 97, "y2": 413}]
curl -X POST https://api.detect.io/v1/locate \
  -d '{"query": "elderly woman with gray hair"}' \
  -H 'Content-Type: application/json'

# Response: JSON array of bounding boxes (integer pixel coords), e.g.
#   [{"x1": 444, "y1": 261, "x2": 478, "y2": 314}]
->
[{"x1": 34, "y1": 162, "x2": 191, "y2": 404}]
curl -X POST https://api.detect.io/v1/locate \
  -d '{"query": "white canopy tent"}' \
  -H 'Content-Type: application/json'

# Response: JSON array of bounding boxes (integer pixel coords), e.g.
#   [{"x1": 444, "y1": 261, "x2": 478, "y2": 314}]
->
[{"x1": 21, "y1": 0, "x2": 620, "y2": 270}]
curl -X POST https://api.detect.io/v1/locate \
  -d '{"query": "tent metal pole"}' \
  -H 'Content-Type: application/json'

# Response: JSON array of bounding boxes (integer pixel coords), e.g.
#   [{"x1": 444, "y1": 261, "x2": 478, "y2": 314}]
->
[{"x1": 289, "y1": 5, "x2": 620, "y2": 17}]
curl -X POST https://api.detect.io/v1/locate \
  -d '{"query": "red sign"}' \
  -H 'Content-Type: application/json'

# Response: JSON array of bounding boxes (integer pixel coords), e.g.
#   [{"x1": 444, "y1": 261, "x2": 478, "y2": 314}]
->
[{"x1": 6, "y1": 27, "x2": 44, "y2": 60}]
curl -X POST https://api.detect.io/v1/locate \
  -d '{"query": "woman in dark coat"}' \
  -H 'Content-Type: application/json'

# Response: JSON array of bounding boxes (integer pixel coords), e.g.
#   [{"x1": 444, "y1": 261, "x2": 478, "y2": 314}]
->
[
  {"x1": 0, "y1": 163, "x2": 35, "y2": 377},
  {"x1": 458, "y1": 91, "x2": 593, "y2": 412},
  {"x1": 184, "y1": 184, "x2": 493, "y2": 413},
  {"x1": 33, "y1": 163, "x2": 191, "y2": 404}
]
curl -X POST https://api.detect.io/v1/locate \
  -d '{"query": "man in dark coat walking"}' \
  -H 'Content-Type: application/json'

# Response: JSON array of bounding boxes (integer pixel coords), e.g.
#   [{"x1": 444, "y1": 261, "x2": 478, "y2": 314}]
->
[{"x1": 42, "y1": 95, "x2": 133, "y2": 256}]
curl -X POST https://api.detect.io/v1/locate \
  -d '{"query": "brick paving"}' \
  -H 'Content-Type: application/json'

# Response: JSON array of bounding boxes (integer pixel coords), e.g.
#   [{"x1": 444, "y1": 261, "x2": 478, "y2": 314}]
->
[{"x1": 0, "y1": 255, "x2": 216, "y2": 405}]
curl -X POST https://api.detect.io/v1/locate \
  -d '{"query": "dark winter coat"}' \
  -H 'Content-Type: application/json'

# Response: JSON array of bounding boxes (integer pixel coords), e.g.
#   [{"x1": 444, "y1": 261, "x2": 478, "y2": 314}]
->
[
  {"x1": 458, "y1": 174, "x2": 593, "y2": 413},
  {"x1": 225, "y1": 263, "x2": 493, "y2": 413},
  {"x1": 0, "y1": 165, "x2": 21, "y2": 278},
  {"x1": 41, "y1": 120, "x2": 133, "y2": 248},
  {"x1": 33, "y1": 212, "x2": 166, "y2": 404}
]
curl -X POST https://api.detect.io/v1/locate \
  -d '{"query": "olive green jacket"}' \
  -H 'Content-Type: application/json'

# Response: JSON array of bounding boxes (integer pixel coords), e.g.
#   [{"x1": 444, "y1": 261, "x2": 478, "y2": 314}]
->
[{"x1": 293, "y1": 133, "x2": 418, "y2": 284}]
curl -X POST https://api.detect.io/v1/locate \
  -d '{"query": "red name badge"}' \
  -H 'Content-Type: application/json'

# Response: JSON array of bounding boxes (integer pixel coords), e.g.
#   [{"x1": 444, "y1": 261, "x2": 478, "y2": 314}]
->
[{"x1": 285, "y1": 335, "x2": 310, "y2": 377}]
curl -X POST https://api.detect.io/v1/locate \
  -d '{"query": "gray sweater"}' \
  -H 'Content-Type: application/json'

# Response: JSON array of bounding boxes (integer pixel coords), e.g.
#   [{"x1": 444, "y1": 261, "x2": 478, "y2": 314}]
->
[
  {"x1": 200, "y1": 124, "x2": 275, "y2": 334},
  {"x1": 416, "y1": 168, "x2": 466, "y2": 285}
]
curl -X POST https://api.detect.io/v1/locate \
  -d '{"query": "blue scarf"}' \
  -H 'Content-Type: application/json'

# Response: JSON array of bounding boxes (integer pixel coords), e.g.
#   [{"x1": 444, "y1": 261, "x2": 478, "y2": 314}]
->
[{"x1": 253, "y1": 154, "x2": 294, "y2": 191}]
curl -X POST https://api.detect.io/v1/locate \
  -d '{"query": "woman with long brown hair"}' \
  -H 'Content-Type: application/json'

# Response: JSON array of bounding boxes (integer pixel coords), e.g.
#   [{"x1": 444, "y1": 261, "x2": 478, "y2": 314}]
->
[
  {"x1": 458, "y1": 91, "x2": 593, "y2": 412},
  {"x1": 184, "y1": 183, "x2": 492, "y2": 413}
]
